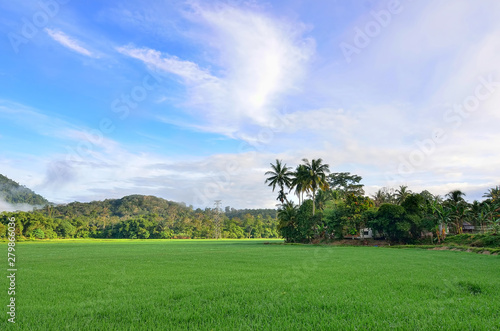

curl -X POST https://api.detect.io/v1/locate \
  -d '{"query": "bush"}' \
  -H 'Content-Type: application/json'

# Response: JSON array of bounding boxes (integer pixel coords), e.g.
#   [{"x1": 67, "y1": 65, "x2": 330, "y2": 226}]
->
[
  {"x1": 138, "y1": 228, "x2": 150, "y2": 239},
  {"x1": 44, "y1": 228, "x2": 58, "y2": 239},
  {"x1": 32, "y1": 228, "x2": 45, "y2": 239},
  {"x1": 159, "y1": 230, "x2": 173, "y2": 239},
  {"x1": 56, "y1": 220, "x2": 76, "y2": 238}
]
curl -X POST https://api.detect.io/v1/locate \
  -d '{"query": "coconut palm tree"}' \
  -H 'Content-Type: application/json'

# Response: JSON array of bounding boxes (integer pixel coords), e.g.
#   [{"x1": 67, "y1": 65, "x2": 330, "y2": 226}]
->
[
  {"x1": 443, "y1": 190, "x2": 468, "y2": 234},
  {"x1": 468, "y1": 200, "x2": 482, "y2": 228},
  {"x1": 395, "y1": 185, "x2": 412, "y2": 205},
  {"x1": 371, "y1": 189, "x2": 385, "y2": 207},
  {"x1": 483, "y1": 186, "x2": 500, "y2": 202},
  {"x1": 371, "y1": 188, "x2": 394, "y2": 207},
  {"x1": 445, "y1": 190, "x2": 466, "y2": 204},
  {"x1": 302, "y1": 158, "x2": 330, "y2": 215},
  {"x1": 290, "y1": 164, "x2": 310, "y2": 206},
  {"x1": 265, "y1": 159, "x2": 293, "y2": 205},
  {"x1": 482, "y1": 203, "x2": 496, "y2": 228},
  {"x1": 276, "y1": 190, "x2": 288, "y2": 206},
  {"x1": 314, "y1": 189, "x2": 333, "y2": 212}
]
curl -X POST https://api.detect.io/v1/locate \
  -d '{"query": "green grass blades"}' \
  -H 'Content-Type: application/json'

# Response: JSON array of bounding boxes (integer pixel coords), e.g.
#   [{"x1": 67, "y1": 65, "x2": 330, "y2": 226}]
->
[{"x1": 2, "y1": 240, "x2": 500, "y2": 330}]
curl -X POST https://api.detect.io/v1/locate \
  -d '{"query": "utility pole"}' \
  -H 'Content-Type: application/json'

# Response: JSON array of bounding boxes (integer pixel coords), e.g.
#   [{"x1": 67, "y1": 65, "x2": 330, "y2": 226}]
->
[{"x1": 213, "y1": 200, "x2": 222, "y2": 239}]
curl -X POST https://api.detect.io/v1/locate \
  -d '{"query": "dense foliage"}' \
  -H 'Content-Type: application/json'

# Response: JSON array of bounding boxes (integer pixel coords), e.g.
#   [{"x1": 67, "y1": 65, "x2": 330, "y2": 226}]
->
[
  {"x1": 278, "y1": 200, "x2": 322, "y2": 243},
  {"x1": 0, "y1": 174, "x2": 49, "y2": 205},
  {"x1": 325, "y1": 193, "x2": 374, "y2": 239},
  {"x1": 225, "y1": 207, "x2": 276, "y2": 220},
  {"x1": 0, "y1": 195, "x2": 279, "y2": 239},
  {"x1": 266, "y1": 160, "x2": 500, "y2": 244}
]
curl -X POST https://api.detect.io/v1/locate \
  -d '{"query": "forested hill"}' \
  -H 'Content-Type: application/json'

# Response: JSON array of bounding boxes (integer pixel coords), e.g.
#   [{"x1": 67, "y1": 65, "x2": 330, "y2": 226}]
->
[
  {"x1": 40, "y1": 195, "x2": 276, "y2": 220},
  {"x1": 0, "y1": 174, "x2": 49, "y2": 206},
  {"x1": 41, "y1": 194, "x2": 192, "y2": 219},
  {"x1": 0, "y1": 194, "x2": 279, "y2": 239}
]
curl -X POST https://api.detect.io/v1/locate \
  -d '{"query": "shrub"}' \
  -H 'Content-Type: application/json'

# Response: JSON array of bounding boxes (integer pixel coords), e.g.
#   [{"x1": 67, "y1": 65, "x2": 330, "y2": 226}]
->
[
  {"x1": 159, "y1": 230, "x2": 173, "y2": 239},
  {"x1": 44, "y1": 228, "x2": 58, "y2": 239},
  {"x1": 32, "y1": 228, "x2": 45, "y2": 239}
]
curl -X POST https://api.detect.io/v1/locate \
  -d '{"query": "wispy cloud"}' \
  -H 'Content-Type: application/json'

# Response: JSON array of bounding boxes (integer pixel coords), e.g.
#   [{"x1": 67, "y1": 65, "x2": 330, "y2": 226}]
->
[
  {"x1": 2, "y1": 0, "x2": 500, "y2": 208},
  {"x1": 116, "y1": 46, "x2": 217, "y2": 83},
  {"x1": 117, "y1": 1, "x2": 314, "y2": 137},
  {"x1": 45, "y1": 28, "x2": 94, "y2": 57}
]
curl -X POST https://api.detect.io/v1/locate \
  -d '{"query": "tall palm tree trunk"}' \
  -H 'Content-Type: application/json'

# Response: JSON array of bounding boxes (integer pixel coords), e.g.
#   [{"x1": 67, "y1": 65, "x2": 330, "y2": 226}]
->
[{"x1": 312, "y1": 190, "x2": 316, "y2": 215}]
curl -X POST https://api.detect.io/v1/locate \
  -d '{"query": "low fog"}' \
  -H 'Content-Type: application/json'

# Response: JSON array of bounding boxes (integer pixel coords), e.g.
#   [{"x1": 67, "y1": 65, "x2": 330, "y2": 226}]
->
[{"x1": 0, "y1": 199, "x2": 37, "y2": 212}]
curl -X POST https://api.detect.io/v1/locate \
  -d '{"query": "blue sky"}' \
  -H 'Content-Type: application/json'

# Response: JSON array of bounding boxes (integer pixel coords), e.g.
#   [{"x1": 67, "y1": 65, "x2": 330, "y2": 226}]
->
[{"x1": 1, "y1": 0, "x2": 499, "y2": 209}]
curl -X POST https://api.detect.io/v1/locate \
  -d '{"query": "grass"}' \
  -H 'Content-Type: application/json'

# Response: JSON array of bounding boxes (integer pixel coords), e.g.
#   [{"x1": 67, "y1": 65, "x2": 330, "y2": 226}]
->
[
  {"x1": 443, "y1": 233, "x2": 500, "y2": 248},
  {"x1": 2, "y1": 239, "x2": 500, "y2": 330}
]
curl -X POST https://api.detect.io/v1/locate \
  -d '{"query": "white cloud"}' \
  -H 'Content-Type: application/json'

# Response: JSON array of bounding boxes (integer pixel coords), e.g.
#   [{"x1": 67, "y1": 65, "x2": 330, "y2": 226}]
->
[
  {"x1": 60, "y1": 128, "x2": 121, "y2": 153},
  {"x1": 45, "y1": 28, "x2": 94, "y2": 57},
  {"x1": 282, "y1": 0, "x2": 500, "y2": 201},
  {"x1": 187, "y1": 1, "x2": 314, "y2": 119},
  {"x1": 117, "y1": 1, "x2": 314, "y2": 137},
  {"x1": 36, "y1": 140, "x2": 281, "y2": 209},
  {"x1": 116, "y1": 46, "x2": 217, "y2": 83},
  {"x1": 4, "y1": 1, "x2": 500, "y2": 209}
]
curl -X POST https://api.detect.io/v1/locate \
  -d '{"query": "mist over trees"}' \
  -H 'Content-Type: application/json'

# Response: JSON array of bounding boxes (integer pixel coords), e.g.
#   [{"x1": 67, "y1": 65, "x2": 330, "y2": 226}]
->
[{"x1": 0, "y1": 174, "x2": 49, "y2": 208}]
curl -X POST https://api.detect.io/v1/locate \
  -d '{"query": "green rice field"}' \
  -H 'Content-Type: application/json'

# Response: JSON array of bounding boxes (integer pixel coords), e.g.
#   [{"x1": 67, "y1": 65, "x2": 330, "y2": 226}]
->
[{"x1": 2, "y1": 239, "x2": 500, "y2": 330}]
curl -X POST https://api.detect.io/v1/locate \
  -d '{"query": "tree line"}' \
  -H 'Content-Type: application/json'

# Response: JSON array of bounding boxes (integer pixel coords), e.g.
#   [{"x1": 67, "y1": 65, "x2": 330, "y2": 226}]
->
[
  {"x1": 266, "y1": 159, "x2": 500, "y2": 243},
  {"x1": 0, "y1": 195, "x2": 279, "y2": 240}
]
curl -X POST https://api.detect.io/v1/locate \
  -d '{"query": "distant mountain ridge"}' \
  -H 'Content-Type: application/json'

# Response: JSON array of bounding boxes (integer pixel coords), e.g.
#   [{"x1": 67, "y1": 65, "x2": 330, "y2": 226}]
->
[{"x1": 0, "y1": 174, "x2": 49, "y2": 206}]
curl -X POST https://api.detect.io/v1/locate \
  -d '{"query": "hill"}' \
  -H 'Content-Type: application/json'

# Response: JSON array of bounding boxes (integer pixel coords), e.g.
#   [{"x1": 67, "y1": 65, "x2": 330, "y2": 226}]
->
[
  {"x1": 45, "y1": 195, "x2": 277, "y2": 220},
  {"x1": 44, "y1": 194, "x2": 191, "y2": 220},
  {"x1": 0, "y1": 174, "x2": 49, "y2": 208},
  {"x1": 1, "y1": 194, "x2": 279, "y2": 239}
]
